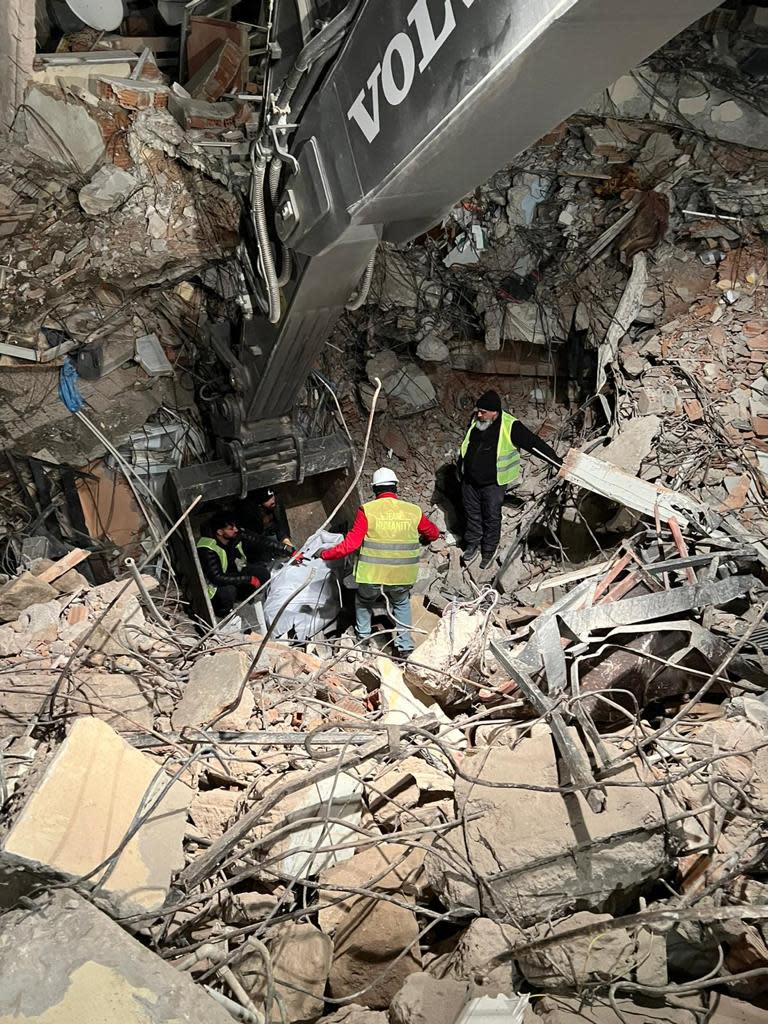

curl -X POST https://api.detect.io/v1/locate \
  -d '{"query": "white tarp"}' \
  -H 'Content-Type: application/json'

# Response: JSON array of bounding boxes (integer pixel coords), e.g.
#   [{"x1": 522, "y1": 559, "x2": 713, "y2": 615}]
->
[{"x1": 264, "y1": 529, "x2": 343, "y2": 640}]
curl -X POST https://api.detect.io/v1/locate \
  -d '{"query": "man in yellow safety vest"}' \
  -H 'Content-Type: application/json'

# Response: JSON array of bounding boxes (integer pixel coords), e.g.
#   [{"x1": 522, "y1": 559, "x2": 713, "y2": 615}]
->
[
  {"x1": 458, "y1": 389, "x2": 561, "y2": 570},
  {"x1": 320, "y1": 468, "x2": 439, "y2": 654},
  {"x1": 196, "y1": 512, "x2": 274, "y2": 617}
]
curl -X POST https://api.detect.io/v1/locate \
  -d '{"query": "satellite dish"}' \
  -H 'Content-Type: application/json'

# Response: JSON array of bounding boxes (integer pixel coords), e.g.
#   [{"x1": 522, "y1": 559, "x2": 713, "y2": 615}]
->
[
  {"x1": 65, "y1": 0, "x2": 125, "y2": 31},
  {"x1": 158, "y1": 1, "x2": 188, "y2": 26}
]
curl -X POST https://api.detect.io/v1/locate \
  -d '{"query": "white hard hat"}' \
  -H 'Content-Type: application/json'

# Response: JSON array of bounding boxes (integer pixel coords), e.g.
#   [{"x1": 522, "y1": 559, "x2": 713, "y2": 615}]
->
[{"x1": 372, "y1": 467, "x2": 398, "y2": 487}]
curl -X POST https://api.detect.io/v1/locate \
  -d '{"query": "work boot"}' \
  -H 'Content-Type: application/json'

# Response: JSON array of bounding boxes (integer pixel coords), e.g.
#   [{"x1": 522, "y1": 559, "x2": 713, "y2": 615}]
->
[
  {"x1": 462, "y1": 545, "x2": 480, "y2": 565},
  {"x1": 479, "y1": 548, "x2": 498, "y2": 570}
]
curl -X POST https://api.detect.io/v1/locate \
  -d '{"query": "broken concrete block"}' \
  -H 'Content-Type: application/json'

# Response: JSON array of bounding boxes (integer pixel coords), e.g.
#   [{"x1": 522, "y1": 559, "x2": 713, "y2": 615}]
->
[
  {"x1": 533, "y1": 995, "x2": 697, "y2": 1023},
  {"x1": 16, "y1": 599, "x2": 61, "y2": 644},
  {"x1": 416, "y1": 333, "x2": 450, "y2": 363},
  {"x1": 371, "y1": 249, "x2": 439, "y2": 309},
  {"x1": 582, "y1": 126, "x2": 627, "y2": 160},
  {"x1": 315, "y1": 835, "x2": 425, "y2": 1008},
  {"x1": 189, "y1": 786, "x2": 240, "y2": 838},
  {"x1": 505, "y1": 172, "x2": 550, "y2": 227},
  {"x1": 242, "y1": 922, "x2": 333, "y2": 1023},
  {"x1": 366, "y1": 756, "x2": 454, "y2": 827},
  {"x1": 84, "y1": 581, "x2": 148, "y2": 657},
  {"x1": 172, "y1": 648, "x2": 254, "y2": 730},
  {"x1": 596, "y1": 415, "x2": 660, "y2": 476},
  {"x1": 326, "y1": 892, "x2": 422, "y2": 1009},
  {"x1": 79, "y1": 164, "x2": 138, "y2": 216},
  {"x1": 426, "y1": 730, "x2": 669, "y2": 925},
  {"x1": 387, "y1": 362, "x2": 437, "y2": 412},
  {"x1": 168, "y1": 93, "x2": 235, "y2": 130},
  {"x1": 319, "y1": 843, "x2": 427, "y2": 935},
  {"x1": 17, "y1": 86, "x2": 105, "y2": 175},
  {"x1": 0, "y1": 624, "x2": 24, "y2": 656},
  {"x1": 435, "y1": 918, "x2": 522, "y2": 998},
  {"x1": 226, "y1": 890, "x2": 279, "y2": 925},
  {"x1": 321, "y1": 1008, "x2": 388, "y2": 1024},
  {"x1": 0, "y1": 572, "x2": 58, "y2": 622},
  {"x1": 0, "y1": 889, "x2": 234, "y2": 1023},
  {"x1": 516, "y1": 912, "x2": 635, "y2": 989},
  {"x1": 71, "y1": 669, "x2": 155, "y2": 732},
  {"x1": 405, "y1": 607, "x2": 484, "y2": 702},
  {"x1": 366, "y1": 349, "x2": 401, "y2": 383},
  {"x1": 1, "y1": 717, "x2": 191, "y2": 913},
  {"x1": 375, "y1": 658, "x2": 464, "y2": 761},
  {"x1": 390, "y1": 973, "x2": 469, "y2": 1024}
]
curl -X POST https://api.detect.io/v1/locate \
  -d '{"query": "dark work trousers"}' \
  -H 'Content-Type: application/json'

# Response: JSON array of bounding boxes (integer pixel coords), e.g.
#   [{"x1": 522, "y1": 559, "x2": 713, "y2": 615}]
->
[
  {"x1": 211, "y1": 562, "x2": 269, "y2": 616},
  {"x1": 462, "y1": 481, "x2": 507, "y2": 556}
]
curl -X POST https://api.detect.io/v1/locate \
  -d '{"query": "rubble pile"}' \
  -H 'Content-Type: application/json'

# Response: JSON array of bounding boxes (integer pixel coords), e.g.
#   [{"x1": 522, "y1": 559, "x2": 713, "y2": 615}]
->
[
  {"x1": 2, "y1": 5, "x2": 768, "y2": 1024},
  {"x1": 325, "y1": 6, "x2": 768, "y2": 592},
  {"x1": 0, "y1": 507, "x2": 767, "y2": 1023}
]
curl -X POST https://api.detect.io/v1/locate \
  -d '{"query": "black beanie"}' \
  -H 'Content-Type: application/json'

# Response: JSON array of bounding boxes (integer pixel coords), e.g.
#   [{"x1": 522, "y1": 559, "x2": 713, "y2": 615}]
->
[{"x1": 475, "y1": 389, "x2": 502, "y2": 413}]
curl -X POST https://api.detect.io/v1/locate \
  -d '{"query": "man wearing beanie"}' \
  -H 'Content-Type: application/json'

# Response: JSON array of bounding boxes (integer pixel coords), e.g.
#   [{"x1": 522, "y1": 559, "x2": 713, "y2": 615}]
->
[{"x1": 458, "y1": 389, "x2": 561, "y2": 569}]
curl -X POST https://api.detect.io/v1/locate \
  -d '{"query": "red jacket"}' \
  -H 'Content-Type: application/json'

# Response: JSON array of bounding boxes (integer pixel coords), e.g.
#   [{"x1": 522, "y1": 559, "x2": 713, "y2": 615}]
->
[{"x1": 320, "y1": 493, "x2": 439, "y2": 560}]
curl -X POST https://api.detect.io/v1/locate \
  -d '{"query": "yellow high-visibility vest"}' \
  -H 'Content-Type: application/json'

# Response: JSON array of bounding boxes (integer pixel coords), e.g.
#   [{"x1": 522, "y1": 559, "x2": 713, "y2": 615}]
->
[
  {"x1": 354, "y1": 497, "x2": 423, "y2": 586},
  {"x1": 197, "y1": 536, "x2": 245, "y2": 599},
  {"x1": 460, "y1": 411, "x2": 520, "y2": 485}
]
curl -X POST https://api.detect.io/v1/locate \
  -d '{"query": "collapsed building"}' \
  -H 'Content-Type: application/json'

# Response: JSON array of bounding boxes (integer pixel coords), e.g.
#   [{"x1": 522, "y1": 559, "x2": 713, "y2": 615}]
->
[{"x1": 1, "y1": 1, "x2": 768, "y2": 1023}]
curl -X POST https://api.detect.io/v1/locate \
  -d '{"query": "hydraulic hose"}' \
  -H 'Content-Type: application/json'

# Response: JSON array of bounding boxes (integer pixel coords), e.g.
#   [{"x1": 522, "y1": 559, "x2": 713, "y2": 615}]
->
[
  {"x1": 275, "y1": 0, "x2": 363, "y2": 111},
  {"x1": 345, "y1": 248, "x2": 377, "y2": 311},
  {"x1": 250, "y1": 146, "x2": 281, "y2": 324},
  {"x1": 269, "y1": 156, "x2": 293, "y2": 286}
]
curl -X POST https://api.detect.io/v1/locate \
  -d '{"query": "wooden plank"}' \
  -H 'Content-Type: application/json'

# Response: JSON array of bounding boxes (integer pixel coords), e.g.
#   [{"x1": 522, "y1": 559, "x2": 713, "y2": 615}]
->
[
  {"x1": 36, "y1": 548, "x2": 90, "y2": 584},
  {"x1": 529, "y1": 559, "x2": 611, "y2": 593},
  {"x1": 97, "y1": 36, "x2": 180, "y2": 52}
]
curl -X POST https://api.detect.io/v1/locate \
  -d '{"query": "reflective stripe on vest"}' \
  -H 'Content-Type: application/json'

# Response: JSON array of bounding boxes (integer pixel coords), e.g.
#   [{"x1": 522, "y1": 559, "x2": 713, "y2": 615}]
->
[
  {"x1": 355, "y1": 497, "x2": 423, "y2": 586},
  {"x1": 460, "y1": 411, "x2": 520, "y2": 486},
  {"x1": 197, "y1": 536, "x2": 245, "y2": 600}
]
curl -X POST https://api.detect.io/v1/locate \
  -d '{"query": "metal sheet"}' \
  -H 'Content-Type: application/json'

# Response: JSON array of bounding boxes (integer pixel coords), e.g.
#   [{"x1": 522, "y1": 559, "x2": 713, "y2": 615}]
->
[{"x1": 560, "y1": 575, "x2": 758, "y2": 642}]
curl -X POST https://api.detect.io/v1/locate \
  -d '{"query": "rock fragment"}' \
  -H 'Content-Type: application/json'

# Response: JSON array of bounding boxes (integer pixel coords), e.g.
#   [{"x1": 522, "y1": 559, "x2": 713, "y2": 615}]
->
[
  {"x1": 1, "y1": 717, "x2": 191, "y2": 913},
  {"x1": 172, "y1": 648, "x2": 254, "y2": 730},
  {"x1": 241, "y1": 922, "x2": 333, "y2": 1023},
  {"x1": 390, "y1": 973, "x2": 469, "y2": 1024},
  {"x1": 0, "y1": 889, "x2": 234, "y2": 1022}
]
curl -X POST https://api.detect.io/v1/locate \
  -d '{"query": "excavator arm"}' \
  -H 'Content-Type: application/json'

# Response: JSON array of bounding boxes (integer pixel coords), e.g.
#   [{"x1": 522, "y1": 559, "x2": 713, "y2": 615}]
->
[{"x1": 176, "y1": 0, "x2": 719, "y2": 499}]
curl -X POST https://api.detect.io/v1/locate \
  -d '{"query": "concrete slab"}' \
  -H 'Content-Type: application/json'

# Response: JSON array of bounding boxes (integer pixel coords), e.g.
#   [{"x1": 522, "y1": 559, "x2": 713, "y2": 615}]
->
[
  {"x1": 17, "y1": 86, "x2": 105, "y2": 176},
  {"x1": 0, "y1": 888, "x2": 234, "y2": 1023},
  {"x1": 2, "y1": 717, "x2": 191, "y2": 913}
]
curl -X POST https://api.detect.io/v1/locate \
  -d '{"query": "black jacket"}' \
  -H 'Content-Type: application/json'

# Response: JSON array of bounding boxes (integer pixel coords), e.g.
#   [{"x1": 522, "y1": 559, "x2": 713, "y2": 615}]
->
[
  {"x1": 198, "y1": 529, "x2": 276, "y2": 588},
  {"x1": 252, "y1": 499, "x2": 292, "y2": 549},
  {"x1": 459, "y1": 417, "x2": 561, "y2": 487}
]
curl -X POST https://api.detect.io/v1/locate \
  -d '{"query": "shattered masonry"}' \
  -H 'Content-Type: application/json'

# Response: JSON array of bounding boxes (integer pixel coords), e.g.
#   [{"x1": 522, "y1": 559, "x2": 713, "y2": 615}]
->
[{"x1": 1, "y1": 4, "x2": 768, "y2": 1024}]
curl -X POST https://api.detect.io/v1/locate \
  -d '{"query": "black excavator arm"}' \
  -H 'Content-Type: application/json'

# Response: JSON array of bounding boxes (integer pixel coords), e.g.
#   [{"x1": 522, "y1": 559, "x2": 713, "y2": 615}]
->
[{"x1": 174, "y1": 0, "x2": 719, "y2": 505}]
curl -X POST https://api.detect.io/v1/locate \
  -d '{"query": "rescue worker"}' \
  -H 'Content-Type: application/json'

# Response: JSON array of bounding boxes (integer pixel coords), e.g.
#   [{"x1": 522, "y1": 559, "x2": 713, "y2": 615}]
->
[
  {"x1": 196, "y1": 513, "x2": 272, "y2": 617},
  {"x1": 458, "y1": 389, "x2": 561, "y2": 569},
  {"x1": 250, "y1": 487, "x2": 295, "y2": 555},
  {"x1": 319, "y1": 468, "x2": 439, "y2": 654}
]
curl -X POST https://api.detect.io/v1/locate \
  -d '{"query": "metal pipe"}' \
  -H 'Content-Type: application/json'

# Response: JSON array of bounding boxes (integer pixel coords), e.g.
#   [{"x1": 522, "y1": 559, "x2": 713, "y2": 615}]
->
[
  {"x1": 249, "y1": 147, "x2": 281, "y2": 323},
  {"x1": 124, "y1": 558, "x2": 167, "y2": 626}
]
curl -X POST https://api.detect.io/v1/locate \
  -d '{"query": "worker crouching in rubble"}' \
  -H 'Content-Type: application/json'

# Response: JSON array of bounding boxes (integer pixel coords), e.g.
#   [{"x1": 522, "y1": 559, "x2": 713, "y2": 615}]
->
[
  {"x1": 197, "y1": 513, "x2": 277, "y2": 617},
  {"x1": 459, "y1": 390, "x2": 562, "y2": 569},
  {"x1": 250, "y1": 487, "x2": 296, "y2": 556},
  {"x1": 319, "y1": 468, "x2": 439, "y2": 655}
]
